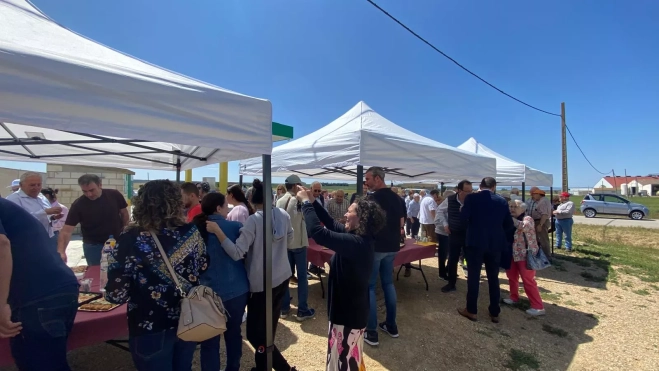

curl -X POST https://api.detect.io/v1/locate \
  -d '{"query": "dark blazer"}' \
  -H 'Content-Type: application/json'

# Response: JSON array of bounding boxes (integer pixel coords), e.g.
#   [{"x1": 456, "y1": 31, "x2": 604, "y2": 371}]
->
[{"x1": 460, "y1": 190, "x2": 514, "y2": 253}]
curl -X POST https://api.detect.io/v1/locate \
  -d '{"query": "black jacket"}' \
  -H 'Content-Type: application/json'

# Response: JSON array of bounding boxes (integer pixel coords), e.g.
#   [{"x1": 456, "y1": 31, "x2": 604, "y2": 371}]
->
[{"x1": 303, "y1": 202, "x2": 374, "y2": 329}]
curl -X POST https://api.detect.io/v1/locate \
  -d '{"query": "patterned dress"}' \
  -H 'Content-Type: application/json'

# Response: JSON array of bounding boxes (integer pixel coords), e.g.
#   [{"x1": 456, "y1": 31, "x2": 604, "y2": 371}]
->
[
  {"x1": 327, "y1": 322, "x2": 366, "y2": 371},
  {"x1": 104, "y1": 223, "x2": 208, "y2": 336}
]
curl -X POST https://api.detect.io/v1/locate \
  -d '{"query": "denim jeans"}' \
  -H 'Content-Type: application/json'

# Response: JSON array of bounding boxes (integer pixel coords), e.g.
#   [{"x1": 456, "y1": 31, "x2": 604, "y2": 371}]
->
[
  {"x1": 10, "y1": 284, "x2": 79, "y2": 371},
  {"x1": 282, "y1": 247, "x2": 309, "y2": 313},
  {"x1": 200, "y1": 292, "x2": 249, "y2": 371},
  {"x1": 555, "y1": 218, "x2": 574, "y2": 250},
  {"x1": 367, "y1": 252, "x2": 398, "y2": 331},
  {"x1": 129, "y1": 328, "x2": 197, "y2": 371},
  {"x1": 82, "y1": 242, "x2": 104, "y2": 266}
]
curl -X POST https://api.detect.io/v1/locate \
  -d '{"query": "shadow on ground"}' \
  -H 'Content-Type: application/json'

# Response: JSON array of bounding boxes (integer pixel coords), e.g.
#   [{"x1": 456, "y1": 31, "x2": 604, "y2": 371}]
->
[{"x1": 0, "y1": 257, "x2": 600, "y2": 371}]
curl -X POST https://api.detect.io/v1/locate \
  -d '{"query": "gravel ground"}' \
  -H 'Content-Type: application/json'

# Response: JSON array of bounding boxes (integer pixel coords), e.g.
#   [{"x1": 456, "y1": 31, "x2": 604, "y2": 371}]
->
[{"x1": 2, "y1": 252, "x2": 658, "y2": 371}]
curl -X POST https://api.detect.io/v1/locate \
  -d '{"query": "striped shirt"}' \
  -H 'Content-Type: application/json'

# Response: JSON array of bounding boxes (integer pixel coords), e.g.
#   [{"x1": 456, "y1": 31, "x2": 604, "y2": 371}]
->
[{"x1": 327, "y1": 198, "x2": 349, "y2": 221}]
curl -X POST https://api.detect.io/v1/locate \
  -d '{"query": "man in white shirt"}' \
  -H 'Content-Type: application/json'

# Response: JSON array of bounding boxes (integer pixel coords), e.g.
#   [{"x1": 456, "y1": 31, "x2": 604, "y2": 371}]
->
[
  {"x1": 5, "y1": 172, "x2": 63, "y2": 247},
  {"x1": 419, "y1": 189, "x2": 441, "y2": 242},
  {"x1": 510, "y1": 188, "x2": 522, "y2": 201}
]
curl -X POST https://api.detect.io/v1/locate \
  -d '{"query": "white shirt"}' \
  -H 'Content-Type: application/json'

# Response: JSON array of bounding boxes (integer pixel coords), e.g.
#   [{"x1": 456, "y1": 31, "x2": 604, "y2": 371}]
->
[
  {"x1": 419, "y1": 196, "x2": 437, "y2": 224},
  {"x1": 510, "y1": 194, "x2": 521, "y2": 201},
  {"x1": 6, "y1": 190, "x2": 54, "y2": 237}
]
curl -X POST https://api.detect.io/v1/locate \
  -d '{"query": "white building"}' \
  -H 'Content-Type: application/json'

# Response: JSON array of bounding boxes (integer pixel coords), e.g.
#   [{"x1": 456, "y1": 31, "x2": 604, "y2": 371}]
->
[{"x1": 593, "y1": 176, "x2": 659, "y2": 196}]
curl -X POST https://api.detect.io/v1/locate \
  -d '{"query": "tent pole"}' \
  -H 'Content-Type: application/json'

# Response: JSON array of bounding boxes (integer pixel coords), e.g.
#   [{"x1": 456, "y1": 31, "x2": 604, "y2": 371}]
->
[
  {"x1": 261, "y1": 154, "x2": 273, "y2": 371},
  {"x1": 239, "y1": 174, "x2": 243, "y2": 188},
  {"x1": 175, "y1": 156, "x2": 181, "y2": 183},
  {"x1": 521, "y1": 182, "x2": 526, "y2": 202},
  {"x1": 356, "y1": 165, "x2": 364, "y2": 197},
  {"x1": 550, "y1": 186, "x2": 554, "y2": 256},
  {"x1": 440, "y1": 182, "x2": 445, "y2": 193}
]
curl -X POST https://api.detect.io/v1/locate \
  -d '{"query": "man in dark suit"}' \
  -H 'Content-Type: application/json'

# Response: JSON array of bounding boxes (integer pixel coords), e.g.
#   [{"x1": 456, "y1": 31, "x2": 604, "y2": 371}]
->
[{"x1": 458, "y1": 177, "x2": 513, "y2": 323}]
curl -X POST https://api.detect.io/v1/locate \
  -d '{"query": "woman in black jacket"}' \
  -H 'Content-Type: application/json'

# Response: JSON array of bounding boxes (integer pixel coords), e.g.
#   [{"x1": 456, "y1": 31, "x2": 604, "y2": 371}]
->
[{"x1": 296, "y1": 187, "x2": 385, "y2": 371}]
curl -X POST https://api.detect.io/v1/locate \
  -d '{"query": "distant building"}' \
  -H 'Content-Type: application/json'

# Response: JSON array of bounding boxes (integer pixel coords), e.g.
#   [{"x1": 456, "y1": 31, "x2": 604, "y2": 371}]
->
[
  {"x1": 0, "y1": 167, "x2": 48, "y2": 196},
  {"x1": 593, "y1": 175, "x2": 659, "y2": 196}
]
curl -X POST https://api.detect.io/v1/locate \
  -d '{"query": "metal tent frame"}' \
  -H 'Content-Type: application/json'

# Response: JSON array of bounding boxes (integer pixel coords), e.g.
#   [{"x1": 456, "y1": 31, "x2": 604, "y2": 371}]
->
[{"x1": 0, "y1": 123, "x2": 216, "y2": 181}]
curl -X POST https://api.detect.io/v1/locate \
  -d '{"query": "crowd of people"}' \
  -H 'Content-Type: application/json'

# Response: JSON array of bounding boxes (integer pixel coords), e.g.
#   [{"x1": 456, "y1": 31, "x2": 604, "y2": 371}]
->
[{"x1": 0, "y1": 169, "x2": 576, "y2": 371}]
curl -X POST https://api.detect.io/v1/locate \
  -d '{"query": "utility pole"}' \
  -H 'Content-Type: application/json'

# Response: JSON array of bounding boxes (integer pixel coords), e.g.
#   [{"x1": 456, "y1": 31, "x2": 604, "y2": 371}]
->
[{"x1": 561, "y1": 102, "x2": 568, "y2": 192}]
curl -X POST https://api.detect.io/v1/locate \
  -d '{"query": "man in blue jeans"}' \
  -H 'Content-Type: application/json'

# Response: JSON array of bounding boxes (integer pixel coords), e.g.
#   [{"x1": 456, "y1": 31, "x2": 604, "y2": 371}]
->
[
  {"x1": 277, "y1": 174, "x2": 315, "y2": 321},
  {"x1": 0, "y1": 198, "x2": 79, "y2": 370},
  {"x1": 57, "y1": 174, "x2": 129, "y2": 265},
  {"x1": 364, "y1": 167, "x2": 406, "y2": 346}
]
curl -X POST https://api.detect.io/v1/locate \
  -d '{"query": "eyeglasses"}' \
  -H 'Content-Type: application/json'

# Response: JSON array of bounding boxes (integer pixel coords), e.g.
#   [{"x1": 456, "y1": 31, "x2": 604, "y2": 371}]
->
[{"x1": 313, "y1": 190, "x2": 322, "y2": 193}]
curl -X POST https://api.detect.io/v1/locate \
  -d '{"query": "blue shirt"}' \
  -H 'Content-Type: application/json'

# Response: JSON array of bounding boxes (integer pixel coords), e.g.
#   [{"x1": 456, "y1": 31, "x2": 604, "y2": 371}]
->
[
  {"x1": 0, "y1": 198, "x2": 77, "y2": 306},
  {"x1": 200, "y1": 215, "x2": 249, "y2": 302},
  {"x1": 407, "y1": 200, "x2": 420, "y2": 218}
]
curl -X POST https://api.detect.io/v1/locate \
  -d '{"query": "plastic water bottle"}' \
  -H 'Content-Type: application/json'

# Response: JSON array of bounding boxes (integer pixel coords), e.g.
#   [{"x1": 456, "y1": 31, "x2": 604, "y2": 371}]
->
[{"x1": 99, "y1": 235, "x2": 116, "y2": 292}]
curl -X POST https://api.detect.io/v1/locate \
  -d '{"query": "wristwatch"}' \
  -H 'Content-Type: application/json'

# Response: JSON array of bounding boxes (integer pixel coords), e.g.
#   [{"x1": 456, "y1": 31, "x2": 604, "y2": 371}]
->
[{"x1": 302, "y1": 200, "x2": 311, "y2": 206}]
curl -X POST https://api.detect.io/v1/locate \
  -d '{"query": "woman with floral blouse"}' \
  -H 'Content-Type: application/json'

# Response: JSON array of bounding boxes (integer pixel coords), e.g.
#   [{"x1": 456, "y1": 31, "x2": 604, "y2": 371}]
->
[
  {"x1": 105, "y1": 180, "x2": 209, "y2": 371},
  {"x1": 503, "y1": 199, "x2": 546, "y2": 316}
]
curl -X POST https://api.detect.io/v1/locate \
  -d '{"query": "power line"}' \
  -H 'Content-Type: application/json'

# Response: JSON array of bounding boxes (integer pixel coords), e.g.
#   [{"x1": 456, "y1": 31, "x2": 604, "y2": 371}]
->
[
  {"x1": 365, "y1": 0, "x2": 561, "y2": 117},
  {"x1": 564, "y1": 124, "x2": 612, "y2": 176}
]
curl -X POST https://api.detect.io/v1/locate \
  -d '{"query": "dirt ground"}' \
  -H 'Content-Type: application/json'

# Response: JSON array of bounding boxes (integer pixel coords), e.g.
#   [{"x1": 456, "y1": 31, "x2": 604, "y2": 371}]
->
[{"x1": 3, "y1": 252, "x2": 658, "y2": 371}]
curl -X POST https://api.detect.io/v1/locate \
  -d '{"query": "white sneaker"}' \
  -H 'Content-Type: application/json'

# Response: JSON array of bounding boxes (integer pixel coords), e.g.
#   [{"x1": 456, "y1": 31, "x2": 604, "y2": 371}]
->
[
  {"x1": 503, "y1": 298, "x2": 517, "y2": 305},
  {"x1": 526, "y1": 308, "x2": 546, "y2": 316},
  {"x1": 242, "y1": 311, "x2": 248, "y2": 323}
]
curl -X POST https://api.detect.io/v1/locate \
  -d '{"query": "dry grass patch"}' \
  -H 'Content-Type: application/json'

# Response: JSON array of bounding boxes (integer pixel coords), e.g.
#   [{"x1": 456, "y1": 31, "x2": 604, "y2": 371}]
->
[{"x1": 573, "y1": 224, "x2": 659, "y2": 249}]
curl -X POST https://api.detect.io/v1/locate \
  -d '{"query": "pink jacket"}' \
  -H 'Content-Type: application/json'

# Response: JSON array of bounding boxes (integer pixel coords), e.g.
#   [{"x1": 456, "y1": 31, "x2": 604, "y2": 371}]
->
[{"x1": 511, "y1": 216, "x2": 539, "y2": 262}]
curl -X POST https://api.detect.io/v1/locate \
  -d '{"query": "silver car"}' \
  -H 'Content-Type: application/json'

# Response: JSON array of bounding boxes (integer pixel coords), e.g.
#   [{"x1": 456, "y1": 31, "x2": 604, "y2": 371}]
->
[{"x1": 580, "y1": 193, "x2": 650, "y2": 220}]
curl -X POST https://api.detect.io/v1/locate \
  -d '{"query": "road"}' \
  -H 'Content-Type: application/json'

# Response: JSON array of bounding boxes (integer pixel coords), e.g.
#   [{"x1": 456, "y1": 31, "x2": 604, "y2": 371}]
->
[{"x1": 572, "y1": 215, "x2": 659, "y2": 229}]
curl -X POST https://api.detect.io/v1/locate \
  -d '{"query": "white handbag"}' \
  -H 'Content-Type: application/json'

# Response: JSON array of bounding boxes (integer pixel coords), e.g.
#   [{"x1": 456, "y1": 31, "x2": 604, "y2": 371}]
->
[{"x1": 150, "y1": 230, "x2": 227, "y2": 342}]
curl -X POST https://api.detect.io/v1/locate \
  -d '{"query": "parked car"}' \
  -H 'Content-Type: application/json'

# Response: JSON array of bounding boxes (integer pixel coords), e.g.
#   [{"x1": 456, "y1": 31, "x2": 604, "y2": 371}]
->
[{"x1": 580, "y1": 193, "x2": 650, "y2": 220}]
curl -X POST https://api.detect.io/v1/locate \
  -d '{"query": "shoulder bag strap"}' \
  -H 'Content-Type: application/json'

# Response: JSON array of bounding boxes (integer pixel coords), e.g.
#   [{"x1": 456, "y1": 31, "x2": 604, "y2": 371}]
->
[
  {"x1": 284, "y1": 194, "x2": 292, "y2": 210},
  {"x1": 150, "y1": 230, "x2": 185, "y2": 296}
]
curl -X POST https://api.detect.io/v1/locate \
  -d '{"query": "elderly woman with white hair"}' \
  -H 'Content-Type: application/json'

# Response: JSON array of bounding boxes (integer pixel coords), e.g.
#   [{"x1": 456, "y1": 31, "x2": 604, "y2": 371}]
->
[{"x1": 504, "y1": 199, "x2": 546, "y2": 316}]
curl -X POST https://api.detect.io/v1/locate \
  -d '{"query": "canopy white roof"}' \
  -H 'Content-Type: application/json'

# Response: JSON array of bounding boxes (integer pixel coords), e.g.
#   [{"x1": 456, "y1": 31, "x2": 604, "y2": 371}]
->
[
  {"x1": 457, "y1": 137, "x2": 553, "y2": 187},
  {"x1": 0, "y1": 0, "x2": 273, "y2": 169},
  {"x1": 241, "y1": 101, "x2": 496, "y2": 182}
]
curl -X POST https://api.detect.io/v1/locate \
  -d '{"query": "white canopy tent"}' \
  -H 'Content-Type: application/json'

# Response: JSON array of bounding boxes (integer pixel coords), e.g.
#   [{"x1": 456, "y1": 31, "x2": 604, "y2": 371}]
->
[
  {"x1": 0, "y1": 0, "x2": 273, "y2": 169},
  {"x1": 241, "y1": 101, "x2": 496, "y2": 182},
  {"x1": 457, "y1": 137, "x2": 553, "y2": 187},
  {"x1": 0, "y1": 0, "x2": 278, "y2": 367}
]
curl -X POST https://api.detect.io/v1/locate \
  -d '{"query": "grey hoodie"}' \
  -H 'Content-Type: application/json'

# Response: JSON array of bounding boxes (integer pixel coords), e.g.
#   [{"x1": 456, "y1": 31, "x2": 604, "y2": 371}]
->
[{"x1": 220, "y1": 207, "x2": 294, "y2": 292}]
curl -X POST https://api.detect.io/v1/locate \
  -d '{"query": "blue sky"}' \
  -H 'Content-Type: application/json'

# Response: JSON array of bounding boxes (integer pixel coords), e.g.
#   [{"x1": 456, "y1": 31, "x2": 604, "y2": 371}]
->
[{"x1": 3, "y1": 0, "x2": 658, "y2": 187}]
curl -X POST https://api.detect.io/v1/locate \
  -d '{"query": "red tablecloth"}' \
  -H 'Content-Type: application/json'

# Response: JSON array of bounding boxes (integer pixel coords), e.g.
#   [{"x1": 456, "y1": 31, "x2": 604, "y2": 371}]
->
[
  {"x1": 308, "y1": 238, "x2": 436, "y2": 267},
  {"x1": 0, "y1": 266, "x2": 128, "y2": 367}
]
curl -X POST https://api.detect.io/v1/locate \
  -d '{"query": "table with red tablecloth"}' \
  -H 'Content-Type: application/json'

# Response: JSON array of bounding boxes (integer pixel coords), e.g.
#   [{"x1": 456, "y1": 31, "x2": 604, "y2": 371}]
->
[
  {"x1": 307, "y1": 238, "x2": 437, "y2": 298},
  {"x1": 0, "y1": 266, "x2": 129, "y2": 367}
]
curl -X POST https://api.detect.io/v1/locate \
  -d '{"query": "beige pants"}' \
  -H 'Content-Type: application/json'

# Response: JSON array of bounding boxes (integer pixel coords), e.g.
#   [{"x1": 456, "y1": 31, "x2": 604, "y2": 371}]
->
[
  {"x1": 535, "y1": 219, "x2": 551, "y2": 257},
  {"x1": 422, "y1": 224, "x2": 437, "y2": 242}
]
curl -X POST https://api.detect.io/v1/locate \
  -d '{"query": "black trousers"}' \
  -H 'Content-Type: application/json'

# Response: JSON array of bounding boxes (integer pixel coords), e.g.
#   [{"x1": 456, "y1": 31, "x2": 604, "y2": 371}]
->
[
  {"x1": 246, "y1": 279, "x2": 291, "y2": 371},
  {"x1": 464, "y1": 247, "x2": 501, "y2": 317},
  {"x1": 436, "y1": 233, "x2": 449, "y2": 278},
  {"x1": 447, "y1": 232, "x2": 466, "y2": 287},
  {"x1": 406, "y1": 217, "x2": 420, "y2": 237}
]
